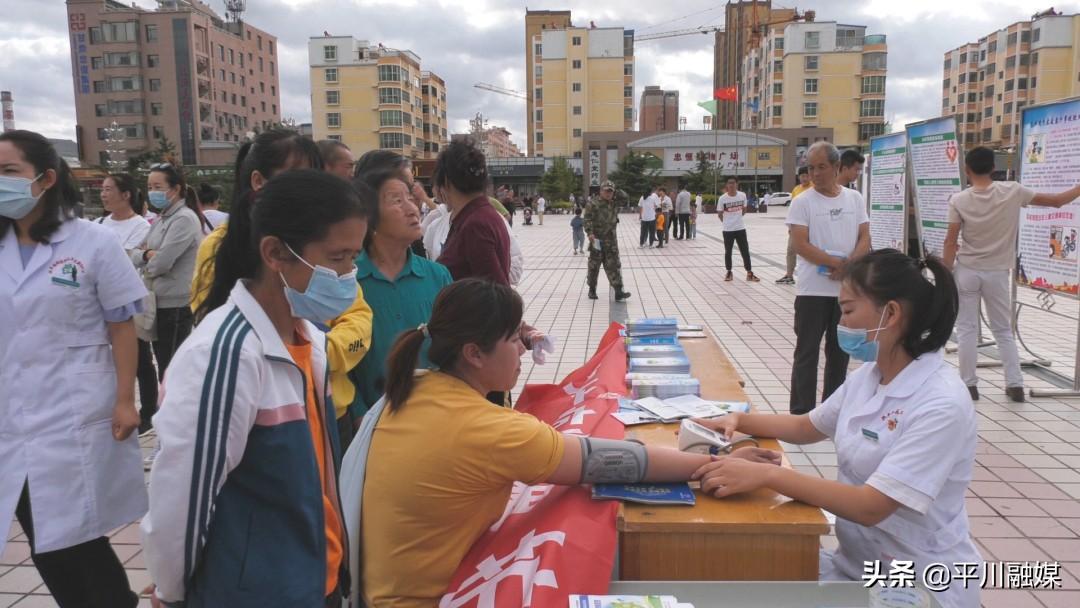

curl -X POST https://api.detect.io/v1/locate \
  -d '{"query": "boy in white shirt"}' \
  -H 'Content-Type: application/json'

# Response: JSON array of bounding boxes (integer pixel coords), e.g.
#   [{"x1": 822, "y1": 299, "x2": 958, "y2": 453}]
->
[{"x1": 717, "y1": 177, "x2": 759, "y2": 282}]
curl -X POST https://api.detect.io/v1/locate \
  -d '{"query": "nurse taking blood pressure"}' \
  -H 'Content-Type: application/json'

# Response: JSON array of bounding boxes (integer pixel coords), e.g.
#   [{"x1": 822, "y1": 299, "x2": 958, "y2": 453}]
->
[{"x1": 693, "y1": 249, "x2": 982, "y2": 608}]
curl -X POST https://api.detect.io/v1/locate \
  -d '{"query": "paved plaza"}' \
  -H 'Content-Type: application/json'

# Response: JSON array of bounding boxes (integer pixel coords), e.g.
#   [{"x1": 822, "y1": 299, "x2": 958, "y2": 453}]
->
[{"x1": 4, "y1": 208, "x2": 1080, "y2": 607}]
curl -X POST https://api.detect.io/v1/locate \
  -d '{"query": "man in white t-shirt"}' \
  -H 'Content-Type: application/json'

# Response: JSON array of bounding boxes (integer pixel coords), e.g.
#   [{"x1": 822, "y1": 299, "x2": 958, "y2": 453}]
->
[
  {"x1": 786, "y1": 142, "x2": 871, "y2": 414},
  {"x1": 674, "y1": 185, "x2": 692, "y2": 239},
  {"x1": 638, "y1": 188, "x2": 659, "y2": 247},
  {"x1": 717, "y1": 177, "x2": 759, "y2": 282},
  {"x1": 943, "y1": 146, "x2": 1080, "y2": 403},
  {"x1": 658, "y1": 188, "x2": 673, "y2": 246},
  {"x1": 536, "y1": 195, "x2": 546, "y2": 225}
]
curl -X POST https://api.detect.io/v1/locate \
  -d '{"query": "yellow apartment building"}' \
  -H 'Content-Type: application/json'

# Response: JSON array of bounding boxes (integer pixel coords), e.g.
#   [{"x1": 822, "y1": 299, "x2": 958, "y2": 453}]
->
[{"x1": 525, "y1": 10, "x2": 572, "y2": 157}]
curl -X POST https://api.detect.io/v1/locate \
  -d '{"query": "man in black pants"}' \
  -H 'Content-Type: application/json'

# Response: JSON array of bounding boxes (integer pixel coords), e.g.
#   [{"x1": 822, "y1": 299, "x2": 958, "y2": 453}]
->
[
  {"x1": 717, "y1": 177, "x2": 760, "y2": 282},
  {"x1": 674, "y1": 184, "x2": 692, "y2": 239},
  {"x1": 638, "y1": 188, "x2": 659, "y2": 247},
  {"x1": 785, "y1": 142, "x2": 871, "y2": 414}
]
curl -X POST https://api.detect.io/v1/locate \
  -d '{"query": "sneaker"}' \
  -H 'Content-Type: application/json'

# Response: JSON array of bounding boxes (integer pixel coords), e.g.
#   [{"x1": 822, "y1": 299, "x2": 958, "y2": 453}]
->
[
  {"x1": 967, "y1": 386, "x2": 979, "y2": 401},
  {"x1": 1006, "y1": 386, "x2": 1025, "y2": 403},
  {"x1": 775, "y1": 276, "x2": 795, "y2": 285},
  {"x1": 138, "y1": 419, "x2": 154, "y2": 437},
  {"x1": 746, "y1": 272, "x2": 760, "y2": 282},
  {"x1": 724, "y1": 271, "x2": 733, "y2": 281}
]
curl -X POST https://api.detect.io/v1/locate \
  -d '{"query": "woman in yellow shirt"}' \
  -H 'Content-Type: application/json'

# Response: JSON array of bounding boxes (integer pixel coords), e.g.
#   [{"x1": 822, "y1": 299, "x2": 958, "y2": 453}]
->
[{"x1": 358, "y1": 279, "x2": 781, "y2": 607}]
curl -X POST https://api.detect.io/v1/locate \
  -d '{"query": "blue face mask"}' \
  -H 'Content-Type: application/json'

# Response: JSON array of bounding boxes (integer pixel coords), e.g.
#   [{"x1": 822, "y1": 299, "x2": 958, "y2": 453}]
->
[
  {"x1": 147, "y1": 190, "x2": 170, "y2": 210},
  {"x1": 280, "y1": 243, "x2": 358, "y2": 323},
  {"x1": 837, "y1": 307, "x2": 889, "y2": 362},
  {"x1": 0, "y1": 174, "x2": 43, "y2": 220}
]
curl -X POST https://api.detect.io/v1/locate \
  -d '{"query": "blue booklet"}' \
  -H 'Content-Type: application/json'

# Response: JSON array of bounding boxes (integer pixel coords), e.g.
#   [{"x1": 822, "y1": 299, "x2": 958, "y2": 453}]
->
[{"x1": 591, "y1": 483, "x2": 696, "y2": 506}]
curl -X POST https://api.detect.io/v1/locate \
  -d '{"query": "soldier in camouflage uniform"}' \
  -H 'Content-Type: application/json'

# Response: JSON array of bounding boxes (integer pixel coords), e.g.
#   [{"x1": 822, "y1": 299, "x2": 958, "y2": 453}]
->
[{"x1": 584, "y1": 180, "x2": 632, "y2": 302}]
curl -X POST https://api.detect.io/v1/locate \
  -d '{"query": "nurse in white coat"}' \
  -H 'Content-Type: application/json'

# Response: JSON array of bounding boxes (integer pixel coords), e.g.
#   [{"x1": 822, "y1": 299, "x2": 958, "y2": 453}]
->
[
  {"x1": 693, "y1": 249, "x2": 981, "y2": 608},
  {"x1": 0, "y1": 131, "x2": 147, "y2": 608}
]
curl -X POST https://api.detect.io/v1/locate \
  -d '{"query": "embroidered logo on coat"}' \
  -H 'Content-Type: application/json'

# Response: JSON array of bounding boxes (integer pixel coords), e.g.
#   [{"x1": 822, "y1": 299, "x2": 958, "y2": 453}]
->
[
  {"x1": 48, "y1": 257, "x2": 86, "y2": 288},
  {"x1": 881, "y1": 408, "x2": 904, "y2": 431}
]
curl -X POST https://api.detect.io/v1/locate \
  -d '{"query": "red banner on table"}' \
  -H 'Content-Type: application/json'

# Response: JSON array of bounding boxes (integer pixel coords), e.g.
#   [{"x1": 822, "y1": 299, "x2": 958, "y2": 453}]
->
[{"x1": 438, "y1": 323, "x2": 628, "y2": 608}]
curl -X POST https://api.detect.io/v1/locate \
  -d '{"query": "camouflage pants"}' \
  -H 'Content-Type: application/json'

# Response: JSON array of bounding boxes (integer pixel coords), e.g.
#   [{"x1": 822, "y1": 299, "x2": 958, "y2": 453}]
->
[{"x1": 587, "y1": 235, "x2": 624, "y2": 291}]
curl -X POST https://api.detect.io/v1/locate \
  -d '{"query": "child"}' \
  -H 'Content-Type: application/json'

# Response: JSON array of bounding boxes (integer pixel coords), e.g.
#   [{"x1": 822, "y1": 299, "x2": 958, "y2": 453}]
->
[
  {"x1": 655, "y1": 210, "x2": 667, "y2": 249},
  {"x1": 571, "y1": 207, "x2": 585, "y2": 254},
  {"x1": 689, "y1": 199, "x2": 698, "y2": 239}
]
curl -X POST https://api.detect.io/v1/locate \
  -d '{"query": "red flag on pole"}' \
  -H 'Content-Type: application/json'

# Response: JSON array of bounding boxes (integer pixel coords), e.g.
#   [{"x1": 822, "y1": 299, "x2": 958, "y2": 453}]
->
[{"x1": 714, "y1": 86, "x2": 737, "y2": 101}]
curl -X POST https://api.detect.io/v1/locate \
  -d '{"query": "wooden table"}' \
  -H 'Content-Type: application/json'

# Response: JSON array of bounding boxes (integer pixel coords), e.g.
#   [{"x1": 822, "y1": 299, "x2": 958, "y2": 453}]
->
[{"x1": 617, "y1": 331, "x2": 830, "y2": 581}]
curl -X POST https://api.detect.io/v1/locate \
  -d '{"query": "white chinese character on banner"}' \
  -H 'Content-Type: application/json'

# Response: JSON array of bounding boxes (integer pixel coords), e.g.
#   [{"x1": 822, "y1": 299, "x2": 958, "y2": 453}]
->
[
  {"x1": 489, "y1": 483, "x2": 554, "y2": 532},
  {"x1": 562, "y1": 370, "x2": 600, "y2": 406},
  {"x1": 439, "y1": 530, "x2": 566, "y2": 608}
]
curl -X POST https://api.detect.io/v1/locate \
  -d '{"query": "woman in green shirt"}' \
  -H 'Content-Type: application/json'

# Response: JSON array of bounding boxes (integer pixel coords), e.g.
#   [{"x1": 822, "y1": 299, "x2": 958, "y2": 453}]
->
[{"x1": 347, "y1": 168, "x2": 453, "y2": 422}]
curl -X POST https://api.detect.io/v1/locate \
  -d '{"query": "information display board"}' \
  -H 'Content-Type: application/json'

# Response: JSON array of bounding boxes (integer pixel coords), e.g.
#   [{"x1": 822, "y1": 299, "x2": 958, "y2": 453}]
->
[
  {"x1": 867, "y1": 132, "x2": 908, "y2": 251},
  {"x1": 906, "y1": 117, "x2": 963, "y2": 256}
]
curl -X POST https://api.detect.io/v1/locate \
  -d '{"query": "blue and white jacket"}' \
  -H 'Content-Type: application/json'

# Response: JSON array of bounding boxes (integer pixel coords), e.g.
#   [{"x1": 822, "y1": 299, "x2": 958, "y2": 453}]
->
[{"x1": 141, "y1": 280, "x2": 349, "y2": 607}]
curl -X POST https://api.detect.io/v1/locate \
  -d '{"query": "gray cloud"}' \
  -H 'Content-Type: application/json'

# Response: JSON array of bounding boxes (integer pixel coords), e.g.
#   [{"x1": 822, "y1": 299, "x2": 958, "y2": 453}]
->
[{"x1": 3, "y1": 0, "x2": 1072, "y2": 149}]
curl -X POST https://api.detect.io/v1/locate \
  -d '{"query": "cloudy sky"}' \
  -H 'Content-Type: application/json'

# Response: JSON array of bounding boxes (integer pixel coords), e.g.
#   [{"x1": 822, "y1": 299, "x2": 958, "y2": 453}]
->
[{"x1": 3, "y1": 0, "x2": 1075, "y2": 150}]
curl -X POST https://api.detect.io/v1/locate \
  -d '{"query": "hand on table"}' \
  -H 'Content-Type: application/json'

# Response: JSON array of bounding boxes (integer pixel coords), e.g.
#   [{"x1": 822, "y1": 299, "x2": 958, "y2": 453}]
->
[
  {"x1": 691, "y1": 455, "x2": 776, "y2": 498},
  {"x1": 691, "y1": 412, "x2": 741, "y2": 440}
]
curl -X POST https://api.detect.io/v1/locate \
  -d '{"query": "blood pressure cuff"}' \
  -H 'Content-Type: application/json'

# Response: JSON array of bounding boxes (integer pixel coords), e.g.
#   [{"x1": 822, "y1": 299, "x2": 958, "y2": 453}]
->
[{"x1": 578, "y1": 437, "x2": 649, "y2": 484}]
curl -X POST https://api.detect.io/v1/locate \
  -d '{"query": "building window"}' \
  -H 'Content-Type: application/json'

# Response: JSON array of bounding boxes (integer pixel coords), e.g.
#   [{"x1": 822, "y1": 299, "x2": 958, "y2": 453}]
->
[
  {"x1": 805, "y1": 31, "x2": 820, "y2": 49},
  {"x1": 326, "y1": 90, "x2": 340, "y2": 105},
  {"x1": 104, "y1": 51, "x2": 140, "y2": 67},
  {"x1": 1006, "y1": 56, "x2": 1016, "y2": 68},
  {"x1": 772, "y1": 105, "x2": 782, "y2": 117},
  {"x1": 94, "y1": 104, "x2": 107, "y2": 117},
  {"x1": 985, "y1": 84, "x2": 995, "y2": 97},
  {"x1": 535, "y1": 132, "x2": 543, "y2": 144},
  {"x1": 624, "y1": 63, "x2": 633, "y2": 76},
  {"x1": 261, "y1": 101, "x2": 266, "y2": 112},
  {"x1": 860, "y1": 99, "x2": 884, "y2": 117},
  {"x1": 326, "y1": 112, "x2": 341, "y2": 128},
  {"x1": 624, "y1": 107, "x2": 633, "y2": 121},
  {"x1": 804, "y1": 78, "x2": 818, "y2": 94},
  {"x1": 862, "y1": 52, "x2": 887, "y2": 71},
  {"x1": 257, "y1": 35, "x2": 262, "y2": 50},
  {"x1": 1019, "y1": 77, "x2": 1029, "y2": 89},
  {"x1": 1007, "y1": 32, "x2": 1018, "y2": 46},
  {"x1": 1021, "y1": 30, "x2": 1031, "y2": 43},
  {"x1": 572, "y1": 36, "x2": 582, "y2": 46},
  {"x1": 149, "y1": 78, "x2": 161, "y2": 91},
  {"x1": 535, "y1": 109, "x2": 543, "y2": 122},
  {"x1": 773, "y1": 82, "x2": 783, "y2": 95},
  {"x1": 378, "y1": 64, "x2": 401, "y2": 82},
  {"x1": 534, "y1": 65, "x2": 542, "y2": 78},
  {"x1": 1005, "y1": 79, "x2": 1015, "y2": 91},
  {"x1": 983, "y1": 128, "x2": 993, "y2": 141},
  {"x1": 380, "y1": 132, "x2": 403, "y2": 149},
  {"x1": 379, "y1": 87, "x2": 402, "y2": 104},
  {"x1": 836, "y1": 28, "x2": 862, "y2": 48},
  {"x1": 147, "y1": 54, "x2": 159, "y2": 68},
  {"x1": 572, "y1": 82, "x2": 582, "y2": 92},
  {"x1": 152, "y1": 126, "x2": 164, "y2": 139},
  {"x1": 967, "y1": 92, "x2": 977, "y2": 103},
  {"x1": 1033, "y1": 29, "x2": 1041, "y2": 43},
  {"x1": 151, "y1": 103, "x2": 162, "y2": 116},
  {"x1": 803, "y1": 102, "x2": 818, "y2": 118},
  {"x1": 380, "y1": 110, "x2": 402, "y2": 126},
  {"x1": 775, "y1": 37, "x2": 784, "y2": 50},
  {"x1": 804, "y1": 55, "x2": 819, "y2": 71},
  {"x1": 535, "y1": 87, "x2": 542, "y2": 100},
  {"x1": 1020, "y1": 54, "x2": 1030, "y2": 66},
  {"x1": 228, "y1": 48, "x2": 235, "y2": 64},
  {"x1": 988, "y1": 40, "x2": 997, "y2": 54},
  {"x1": 862, "y1": 75, "x2": 885, "y2": 94},
  {"x1": 773, "y1": 59, "x2": 783, "y2": 73},
  {"x1": 573, "y1": 106, "x2": 582, "y2": 115},
  {"x1": 325, "y1": 68, "x2": 338, "y2": 83},
  {"x1": 324, "y1": 45, "x2": 337, "y2": 61},
  {"x1": 145, "y1": 24, "x2": 158, "y2": 42},
  {"x1": 91, "y1": 57, "x2": 103, "y2": 70},
  {"x1": 534, "y1": 43, "x2": 542, "y2": 56},
  {"x1": 573, "y1": 128, "x2": 582, "y2": 137},
  {"x1": 572, "y1": 59, "x2": 582, "y2": 69},
  {"x1": 984, "y1": 106, "x2": 993, "y2": 118},
  {"x1": 624, "y1": 86, "x2": 632, "y2": 98},
  {"x1": 231, "y1": 72, "x2": 236, "y2": 84},
  {"x1": 859, "y1": 123, "x2": 886, "y2": 141},
  {"x1": 259, "y1": 57, "x2": 264, "y2": 72}
]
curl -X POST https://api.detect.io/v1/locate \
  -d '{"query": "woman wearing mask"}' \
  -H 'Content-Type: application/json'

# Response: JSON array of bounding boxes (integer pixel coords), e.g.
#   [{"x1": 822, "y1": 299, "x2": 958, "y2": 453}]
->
[
  {"x1": 192, "y1": 130, "x2": 373, "y2": 450},
  {"x1": 348, "y1": 279, "x2": 781, "y2": 606},
  {"x1": 131, "y1": 163, "x2": 204, "y2": 415},
  {"x1": 0, "y1": 131, "x2": 147, "y2": 607},
  {"x1": 692, "y1": 250, "x2": 980, "y2": 608},
  {"x1": 142, "y1": 170, "x2": 369, "y2": 607},
  {"x1": 99, "y1": 173, "x2": 159, "y2": 434},
  {"x1": 346, "y1": 169, "x2": 453, "y2": 424}
]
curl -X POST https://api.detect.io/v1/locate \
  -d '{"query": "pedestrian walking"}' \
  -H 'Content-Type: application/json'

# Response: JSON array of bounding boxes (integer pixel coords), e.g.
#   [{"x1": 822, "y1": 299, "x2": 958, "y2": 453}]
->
[
  {"x1": 718, "y1": 177, "x2": 759, "y2": 282},
  {"x1": 585, "y1": 180, "x2": 630, "y2": 301}
]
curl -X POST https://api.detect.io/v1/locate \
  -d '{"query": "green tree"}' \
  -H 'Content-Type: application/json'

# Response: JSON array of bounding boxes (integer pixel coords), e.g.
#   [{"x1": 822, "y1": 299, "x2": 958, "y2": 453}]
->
[
  {"x1": 539, "y1": 156, "x2": 581, "y2": 202},
  {"x1": 125, "y1": 136, "x2": 178, "y2": 174},
  {"x1": 683, "y1": 151, "x2": 718, "y2": 195},
  {"x1": 608, "y1": 151, "x2": 661, "y2": 201}
]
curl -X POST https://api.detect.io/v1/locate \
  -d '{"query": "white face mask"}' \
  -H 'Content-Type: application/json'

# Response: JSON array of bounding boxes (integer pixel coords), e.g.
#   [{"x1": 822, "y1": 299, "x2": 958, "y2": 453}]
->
[{"x1": 0, "y1": 174, "x2": 43, "y2": 220}]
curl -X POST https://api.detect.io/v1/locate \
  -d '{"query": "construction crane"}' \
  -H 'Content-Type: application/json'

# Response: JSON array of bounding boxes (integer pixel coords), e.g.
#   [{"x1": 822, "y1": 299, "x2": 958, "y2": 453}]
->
[{"x1": 474, "y1": 83, "x2": 527, "y2": 101}]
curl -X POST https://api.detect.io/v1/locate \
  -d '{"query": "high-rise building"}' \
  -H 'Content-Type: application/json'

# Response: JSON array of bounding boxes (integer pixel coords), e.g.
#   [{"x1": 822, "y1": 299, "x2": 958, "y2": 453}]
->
[
  {"x1": 639, "y1": 86, "x2": 679, "y2": 132},
  {"x1": 942, "y1": 11, "x2": 1079, "y2": 150},
  {"x1": 308, "y1": 36, "x2": 448, "y2": 159},
  {"x1": 713, "y1": 1, "x2": 796, "y2": 130},
  {"x1": 525, "y1": 10, "x2": 572, "y2": 157},
  {"x1": 529, "y1": 19, "x2": 635, "y2": 159},
  {"x1": 739, "y1": 20, "x2": 887, "y2": 148},
  {"x1": 66, "y1": 0, "x2": 281, "y2": 167}
]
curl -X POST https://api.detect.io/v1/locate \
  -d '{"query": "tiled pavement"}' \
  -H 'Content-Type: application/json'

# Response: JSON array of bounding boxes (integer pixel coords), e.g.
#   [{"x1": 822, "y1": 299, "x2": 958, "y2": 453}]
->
[{"x1": 4, "y1": 207, "x2": 1080, "y2": 606}]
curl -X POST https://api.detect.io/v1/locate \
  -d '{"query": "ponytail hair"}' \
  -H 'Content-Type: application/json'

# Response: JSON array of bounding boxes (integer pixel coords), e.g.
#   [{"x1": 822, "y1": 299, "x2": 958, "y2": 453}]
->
[
  {"x1": 384, "y1": 279, "x2": 523, "y2": 410},
  {"x1": 195, "y1": 128, "x2": 322, "y2": 321},
  {"x1": 149, "y1": 162, "x2": 211, "y2": 231},
  {"x1": 841, "y1": 249, "x2": 958, "y2": 358},
  {"x1": 0, "y1": 130, "x2": 80, "y2": 243},
  {"x1": 105, "y1": 172, "x2": 145, "y2": 216}
]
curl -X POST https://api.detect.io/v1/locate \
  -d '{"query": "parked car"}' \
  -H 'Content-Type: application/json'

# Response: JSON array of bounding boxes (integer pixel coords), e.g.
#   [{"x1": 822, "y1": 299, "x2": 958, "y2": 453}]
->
[{"x1": 764, "y1": 192, "x2": 792, "y2": 206}]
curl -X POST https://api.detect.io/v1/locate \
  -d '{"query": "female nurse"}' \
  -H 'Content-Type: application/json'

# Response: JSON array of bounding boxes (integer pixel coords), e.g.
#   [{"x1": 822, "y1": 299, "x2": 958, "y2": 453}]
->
[
  {"x1": 0, "y1": 130, "x2": 147, "y2": 607},
  {"x1": 693, "y1": 249, "x2": 981, "y2": 608}
]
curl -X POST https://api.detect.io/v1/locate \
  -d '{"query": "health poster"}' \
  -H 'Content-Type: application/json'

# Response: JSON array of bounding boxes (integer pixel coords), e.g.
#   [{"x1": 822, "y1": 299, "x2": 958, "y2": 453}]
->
[
  {"x1": 868, "y1": 132, "x2": 908, "y2": 251},
  {"x1": 1017, "y1": 97, "x2": 1080, "y2": 296},
  {"x1": 906, "y1": 117, "x2": 963, "y2": 256}
]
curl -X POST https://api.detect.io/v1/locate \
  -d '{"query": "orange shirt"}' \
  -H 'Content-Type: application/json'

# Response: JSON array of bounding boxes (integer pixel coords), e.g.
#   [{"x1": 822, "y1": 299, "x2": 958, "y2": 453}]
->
[{"x1": 285, "y1": 338, "x2": 343, "y2": 596}]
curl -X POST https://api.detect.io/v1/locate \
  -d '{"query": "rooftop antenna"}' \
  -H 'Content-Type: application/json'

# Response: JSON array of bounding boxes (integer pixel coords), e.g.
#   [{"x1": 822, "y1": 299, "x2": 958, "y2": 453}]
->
[{"x1": 224, "y1": 0, "x2": 245, "y2": 23}]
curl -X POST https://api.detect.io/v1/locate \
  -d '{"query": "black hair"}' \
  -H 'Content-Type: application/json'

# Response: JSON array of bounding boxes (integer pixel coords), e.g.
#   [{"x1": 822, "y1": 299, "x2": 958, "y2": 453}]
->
[
  {"x1": 965, "y1": 146, "x2": 995, "y2": 176},
  {"x1": 384, "y1": 279, "x2": 523, "y2": 410},
  {"x1": 726, "y1": 176, "x2": 738, "y2": 184},
  {"x1": 840, "y1": 149, "x2": 866, "y2": 168},
  {"x1": 842, "y1": 249, "x2": 958, "y2": 359},
  {"x1": 432, "y1": 140, "x2": 487, "y2": 195},
  {"x1": 574, "y1": 207, "x2": 582, "y2": 216},
  {"x1": 204, "y1": 169, "x2": 367, "y2": 316},
  {"x1": 797, "y1": 165, "x2": 809, "y2": 176},
  {"x1": 316, "y1": 139, "x2": 350, "y2": 165},
  {"x1": 105, "y1": 173, "x2": 146, "y2": 216},
  {"x1": 197, "y1": 183, "x2": 220, "y2": 205},
  {"x1": 195, "y1": 129, "x2": 323, "y2": 321},
  {"x1": 150, "y1": 163, "x2": 212, "y2": 233},
  {"x1": 355, "y1": 149, "x2": 409, "y2": 181},
  {"x1": 0, "y1": 130, "x2": 80, "y2": 243}
]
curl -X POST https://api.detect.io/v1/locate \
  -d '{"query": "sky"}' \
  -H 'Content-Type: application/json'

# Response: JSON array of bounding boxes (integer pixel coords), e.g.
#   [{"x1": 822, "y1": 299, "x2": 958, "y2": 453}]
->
[{"x1": 2, "y1": 0, "x2": 1077, "y2": 151}]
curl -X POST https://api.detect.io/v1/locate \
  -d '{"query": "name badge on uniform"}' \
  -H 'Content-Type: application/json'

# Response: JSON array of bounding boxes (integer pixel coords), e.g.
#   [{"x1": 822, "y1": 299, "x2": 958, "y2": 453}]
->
[{"x1": 861, "y1": 427, "x2": 879, "y2": 442}]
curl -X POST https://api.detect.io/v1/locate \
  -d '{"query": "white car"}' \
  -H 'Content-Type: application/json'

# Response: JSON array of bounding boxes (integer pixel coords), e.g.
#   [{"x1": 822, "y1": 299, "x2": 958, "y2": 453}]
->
[{"x1": 764, "y1": 192, "x2": 792, "y2": 206}]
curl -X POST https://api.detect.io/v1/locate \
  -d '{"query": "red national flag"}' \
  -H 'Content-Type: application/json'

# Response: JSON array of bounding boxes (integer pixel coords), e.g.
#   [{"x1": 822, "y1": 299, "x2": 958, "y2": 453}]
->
[{"x1": 714, "y1": 86, "x2": 737, "y2": 101}]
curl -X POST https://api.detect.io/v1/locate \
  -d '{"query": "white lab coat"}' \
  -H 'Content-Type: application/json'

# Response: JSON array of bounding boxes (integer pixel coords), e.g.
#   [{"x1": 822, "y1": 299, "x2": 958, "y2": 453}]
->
[
  {"x1": 0, "y1": 218, "x2": 148, "y2": 555},
  {"x1": 809, "y1": 350, "x2": 982, "y2": 608}
]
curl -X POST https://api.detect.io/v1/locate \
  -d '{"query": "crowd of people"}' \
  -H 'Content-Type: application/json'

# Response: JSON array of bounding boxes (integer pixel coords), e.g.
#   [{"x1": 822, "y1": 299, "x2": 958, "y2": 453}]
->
[{"x1": 2, "y1": 126, "x2": 1078, "y2": 608}]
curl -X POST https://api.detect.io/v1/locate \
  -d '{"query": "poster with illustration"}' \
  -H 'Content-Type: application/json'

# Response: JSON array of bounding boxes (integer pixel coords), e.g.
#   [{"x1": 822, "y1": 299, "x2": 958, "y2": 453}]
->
[
  {"x1": 906, "y1": 117, "x2": 963, "y2": 257},
  {"x1": 867, "y1": 132, "x2": 908, "y2": 251},
  {"x1": 1017, "y1": 97, "x2": 1080, "y2": 296}
]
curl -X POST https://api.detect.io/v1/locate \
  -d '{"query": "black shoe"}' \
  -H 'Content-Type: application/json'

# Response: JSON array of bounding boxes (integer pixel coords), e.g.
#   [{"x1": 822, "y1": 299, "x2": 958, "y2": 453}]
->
[
  {"x1": 615, "y1": 290, "x2": 632, "y2": 302},
  {"x1": 588, "y1": 289, "x2": 598, "y2": 300},
  {"x1": 967, "y1": 386, "x2": 979, "y2": 401},
  {"x1": 1006, "y1": 387, "x2": 1026, "y2": 403}
]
